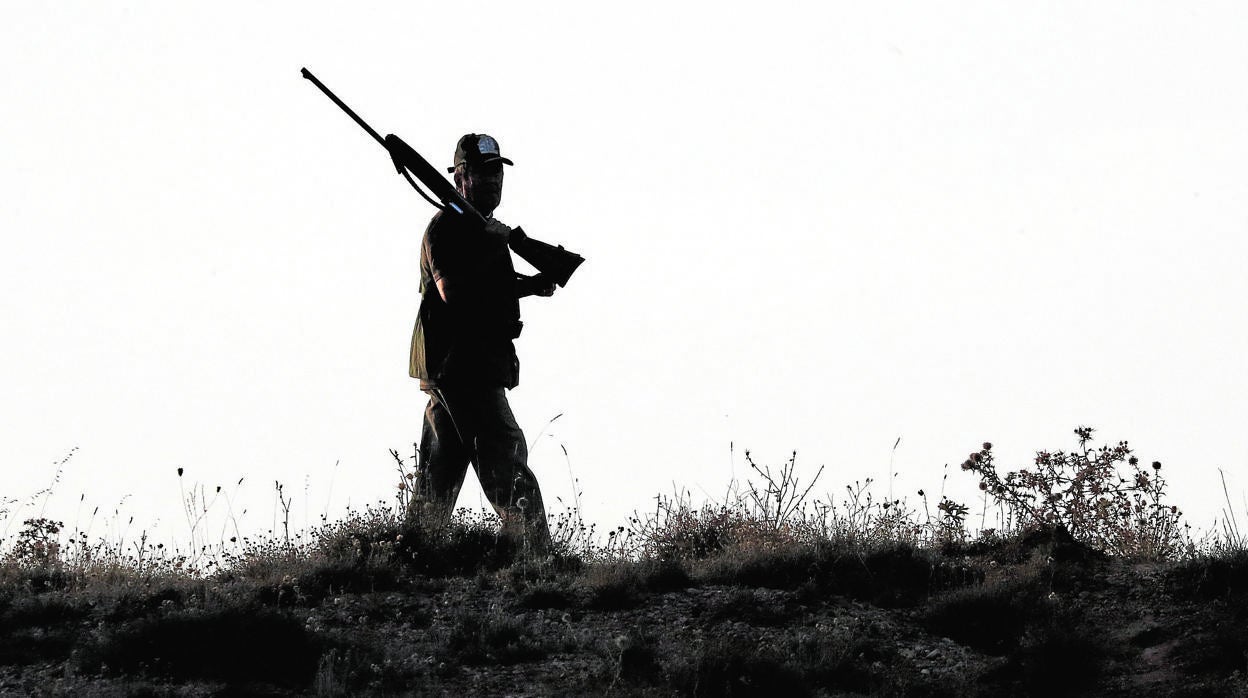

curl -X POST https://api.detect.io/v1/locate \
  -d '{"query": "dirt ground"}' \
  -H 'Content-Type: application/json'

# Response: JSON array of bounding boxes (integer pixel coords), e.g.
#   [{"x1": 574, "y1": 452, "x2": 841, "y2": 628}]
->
[{"x1": 2, "y1": 532, "x2": 1247, "y2": 696}]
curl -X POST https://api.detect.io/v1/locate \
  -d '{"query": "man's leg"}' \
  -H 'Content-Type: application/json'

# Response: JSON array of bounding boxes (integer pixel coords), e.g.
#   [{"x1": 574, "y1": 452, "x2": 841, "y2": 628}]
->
[
  {"x1": 436, "y1": 384, "x2": 550, "y2": 549},
  {"x1": 411, "y1": 390, "x2": 471, "y2": 527}
]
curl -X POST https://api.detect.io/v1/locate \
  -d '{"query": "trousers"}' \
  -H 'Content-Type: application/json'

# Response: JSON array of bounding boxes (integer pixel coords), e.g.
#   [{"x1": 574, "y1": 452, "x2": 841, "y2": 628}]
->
[{"x1": 413, "y1": 382, "x2": 549, "y2": 544}]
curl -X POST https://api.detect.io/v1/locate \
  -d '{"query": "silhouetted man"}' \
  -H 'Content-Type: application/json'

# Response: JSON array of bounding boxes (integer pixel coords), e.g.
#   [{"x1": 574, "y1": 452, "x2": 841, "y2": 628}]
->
[{"x1": 408, "y1": 133, "x2": 556, "y2": 551}]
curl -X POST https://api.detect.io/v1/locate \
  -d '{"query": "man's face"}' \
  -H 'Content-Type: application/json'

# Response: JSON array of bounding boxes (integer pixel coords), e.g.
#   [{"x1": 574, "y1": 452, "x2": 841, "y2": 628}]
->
[{"x1": 457, "y1": 162, "x2": 504, "y2": 215}]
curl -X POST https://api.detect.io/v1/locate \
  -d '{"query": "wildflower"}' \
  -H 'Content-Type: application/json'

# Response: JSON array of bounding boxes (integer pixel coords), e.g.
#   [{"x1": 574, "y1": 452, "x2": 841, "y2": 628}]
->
[
  {"x1": 982, "y1": 442, "x2": 992, "y2": 451},
  {"x1": 978, "y1": 482, "x2": 988, "y2": 491},
  {"x1": 970, "y1": 452, "x2": 983, "y2": 464},
  {"x1": 1152, "y1": 461, "x2": 1162, "y2": 470},
  {"x1": 1129, "y1": 456, "x2": 1139, "y2": 466},
  {"x1": 177, "y1": 467, "x2": 184, "y2": 477},
  {"x1": 917, "y1": 489, "x2": 925, "y2": 497}
]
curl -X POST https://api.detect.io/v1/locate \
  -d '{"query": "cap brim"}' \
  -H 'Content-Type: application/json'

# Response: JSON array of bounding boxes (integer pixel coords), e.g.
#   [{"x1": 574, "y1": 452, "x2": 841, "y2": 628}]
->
[{"x1": 447, "y1": 156, "x2": 514, "y2": 173}]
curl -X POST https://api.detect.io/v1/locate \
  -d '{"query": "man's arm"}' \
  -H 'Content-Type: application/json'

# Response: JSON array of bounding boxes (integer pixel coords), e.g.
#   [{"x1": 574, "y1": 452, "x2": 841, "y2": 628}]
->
[
  {"x1": 428, "y1": 216, "x2": 508, "y2": 304},
  {"x1": 443, "y1": 272, "x2": 551, "y2": 303},
  {"x1": 435, "y1": 218, "x2": 551, "y2": 303},
  {"x1": 435, "y1": 277, "x2": 455, "y2": 303}
]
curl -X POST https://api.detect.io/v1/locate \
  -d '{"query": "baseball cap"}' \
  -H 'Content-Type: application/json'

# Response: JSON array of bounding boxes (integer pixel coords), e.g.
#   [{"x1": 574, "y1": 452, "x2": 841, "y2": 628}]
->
[{"x1": 448, "y1": 133, "x2": 514, "y2": 173}]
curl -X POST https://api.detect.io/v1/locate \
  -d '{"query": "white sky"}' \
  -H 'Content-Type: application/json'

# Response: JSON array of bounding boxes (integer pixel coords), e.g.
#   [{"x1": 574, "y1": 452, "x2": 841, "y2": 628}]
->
[{"x1": 3, "y1": 2, "x2": 1246, "y2": 548}]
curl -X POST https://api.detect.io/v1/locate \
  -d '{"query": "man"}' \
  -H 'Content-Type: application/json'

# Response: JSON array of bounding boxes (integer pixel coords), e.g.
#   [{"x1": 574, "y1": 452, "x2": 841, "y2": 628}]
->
[{"x1": 407, "y1": 133, "x2": 556, "y2": 551}]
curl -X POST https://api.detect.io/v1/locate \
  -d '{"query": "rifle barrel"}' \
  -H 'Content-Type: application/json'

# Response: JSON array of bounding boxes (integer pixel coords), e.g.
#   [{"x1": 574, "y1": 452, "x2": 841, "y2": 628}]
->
[{"x1": 301, "y1": 68, "x2": 386, "y2": 147}]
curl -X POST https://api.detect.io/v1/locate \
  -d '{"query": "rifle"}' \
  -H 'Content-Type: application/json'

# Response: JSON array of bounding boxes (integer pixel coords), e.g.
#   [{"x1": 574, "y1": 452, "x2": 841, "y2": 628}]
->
[{"x1": 300, "y1": 68, "x2": 584, "y2": 287}]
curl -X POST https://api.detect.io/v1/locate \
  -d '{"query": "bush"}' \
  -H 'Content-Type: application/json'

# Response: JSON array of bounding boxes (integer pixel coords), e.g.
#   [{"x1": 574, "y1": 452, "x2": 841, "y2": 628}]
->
[{"x1": 958, "y1": 427, "x2": 1192, "y2": 559}]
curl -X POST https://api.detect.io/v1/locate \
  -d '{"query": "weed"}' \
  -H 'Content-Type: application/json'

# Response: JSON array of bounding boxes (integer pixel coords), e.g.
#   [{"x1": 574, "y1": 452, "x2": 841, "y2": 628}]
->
[
  {"x1": 515, "y1": 580, "x2": 575, "y2": 610},
  {"x1": 742, "y1": 450, "x2": 824, "y2": 530},
  {"x1": 4, "y1": 427, "x2": 1247, "y2": 694},
  {"x1": 581, "y1": 558, "x2": 692, "y2": 610},
  {"x1": 6, "y1": 518, "x2": 63, "y2": 568},
  {"x1": 959, "y1": 427, "x2": 1193, "y2": 559},
  {"x1": 601, "y1": 628, "x2": 664, "y2": 690},
  {"x1": 1170, "y1": 548, "x2": 1248, "y2": 599},
  {"x1": 666, "y1": 636, "x2": 811, "y2": 698},
  {"x1": 440, "y1": 609, "x2": 552, "y2": 666}
]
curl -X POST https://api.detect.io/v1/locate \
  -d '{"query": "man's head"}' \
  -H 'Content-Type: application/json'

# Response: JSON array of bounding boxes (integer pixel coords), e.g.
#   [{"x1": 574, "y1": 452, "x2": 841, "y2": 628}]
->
[{"x1": 450, "y1": 134, "x2": 513, "y2": 217}]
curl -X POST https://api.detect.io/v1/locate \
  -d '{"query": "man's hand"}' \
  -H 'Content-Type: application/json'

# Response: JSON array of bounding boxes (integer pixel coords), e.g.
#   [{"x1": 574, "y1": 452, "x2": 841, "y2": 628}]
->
[
  {"x1": 484, "y1": 217, "x2": 513, "y2": 242},
  {"x1": 518, "y1": 273, "x2": 557, "y2": 298},
  {"x1": 534, "y1": 275, "x2": 556, "y2": 297}
]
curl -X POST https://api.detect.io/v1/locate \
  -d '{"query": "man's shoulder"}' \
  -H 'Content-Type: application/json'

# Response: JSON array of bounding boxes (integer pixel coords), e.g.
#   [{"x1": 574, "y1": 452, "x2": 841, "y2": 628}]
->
[
  {"x1": 425, "y1": 210, "x2": 481, "y2": 244},
  {"x1": 424, "y1": 210, "x2": 449, "y2": 238},
  {"x1": 423, "y1": 212, "x2": 459, "y2": 253}
]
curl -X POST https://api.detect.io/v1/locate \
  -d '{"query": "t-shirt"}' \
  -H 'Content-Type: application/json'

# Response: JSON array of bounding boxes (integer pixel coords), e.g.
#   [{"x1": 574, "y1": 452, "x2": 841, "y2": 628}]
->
[{"x1": 409, "y1": 211, "x2": 521, "y2": 389}]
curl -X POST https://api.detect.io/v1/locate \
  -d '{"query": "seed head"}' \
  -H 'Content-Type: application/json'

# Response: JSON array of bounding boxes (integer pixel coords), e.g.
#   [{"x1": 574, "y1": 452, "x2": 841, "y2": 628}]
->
[
  {"x1": 1152, "y1": 461, "x2": 1162, "y2": 471},
  {"x1": 982, "y1": 442, "x2": 993, "y2": 451}
]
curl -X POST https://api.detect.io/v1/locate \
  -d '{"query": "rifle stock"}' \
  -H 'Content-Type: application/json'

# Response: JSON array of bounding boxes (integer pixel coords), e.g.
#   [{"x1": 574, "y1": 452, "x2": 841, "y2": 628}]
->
[{"x1": 509, "y1": 228, "x2": 585, "y2": 288}]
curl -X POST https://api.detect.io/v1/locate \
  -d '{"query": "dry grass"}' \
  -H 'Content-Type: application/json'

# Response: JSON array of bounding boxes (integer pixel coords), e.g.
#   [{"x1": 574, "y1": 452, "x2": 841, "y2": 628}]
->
[{"x1": 2, "y1": 425, "x2": 1247, "y2": 694}]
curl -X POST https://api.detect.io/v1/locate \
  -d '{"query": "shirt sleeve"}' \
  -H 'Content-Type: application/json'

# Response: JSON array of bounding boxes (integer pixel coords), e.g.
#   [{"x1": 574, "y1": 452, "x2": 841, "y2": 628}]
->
[{"x1": 424, "y1": 214, "x2": 466, "y2": 284}]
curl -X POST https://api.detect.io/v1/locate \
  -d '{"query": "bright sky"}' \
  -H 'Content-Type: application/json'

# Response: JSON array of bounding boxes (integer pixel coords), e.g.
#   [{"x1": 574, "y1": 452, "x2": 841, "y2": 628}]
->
[{"x1": 3, "y1": 2, "x2": 1246, "y2": 550}]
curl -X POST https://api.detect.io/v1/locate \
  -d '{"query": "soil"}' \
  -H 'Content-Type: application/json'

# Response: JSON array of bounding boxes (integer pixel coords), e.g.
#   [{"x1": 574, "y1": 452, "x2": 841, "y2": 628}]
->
[{"x1": 1, "y1": 532, "x2": 1247, "y2": 697}]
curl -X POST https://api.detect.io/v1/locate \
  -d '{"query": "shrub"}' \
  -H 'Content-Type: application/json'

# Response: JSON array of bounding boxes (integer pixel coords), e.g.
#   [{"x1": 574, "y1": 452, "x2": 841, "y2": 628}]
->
[
  {"x1": 6, "y1": 518, "x2": 63, "y2": 568},
  {"x1": 959, "y1": 427, "x2": 1192, "y2": 559}
]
